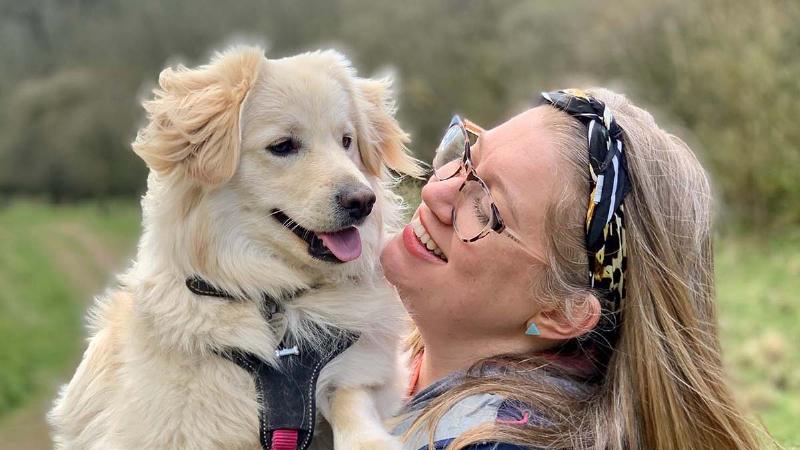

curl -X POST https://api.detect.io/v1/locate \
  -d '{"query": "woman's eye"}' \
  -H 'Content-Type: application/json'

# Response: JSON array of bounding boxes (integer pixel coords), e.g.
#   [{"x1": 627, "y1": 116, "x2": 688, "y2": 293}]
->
[
  {"x1": 266, "y1": 138, "x2": 299, "y2": 156},
  {"x1": 342, "y1": 134, "x2": 352, "y2": 150}
]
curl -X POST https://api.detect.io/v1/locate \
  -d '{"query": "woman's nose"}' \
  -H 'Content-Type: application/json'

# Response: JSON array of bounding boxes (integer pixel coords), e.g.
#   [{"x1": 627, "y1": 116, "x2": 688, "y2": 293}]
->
[{"x1": 420, "y1": 173, "x2": 462, "y2": 226}]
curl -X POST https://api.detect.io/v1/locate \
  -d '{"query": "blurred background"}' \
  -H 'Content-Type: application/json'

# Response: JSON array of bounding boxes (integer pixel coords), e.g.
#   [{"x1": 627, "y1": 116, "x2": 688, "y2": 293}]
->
[{"x1": 0, "y1": 0, "x2": 798, "y2": 448}]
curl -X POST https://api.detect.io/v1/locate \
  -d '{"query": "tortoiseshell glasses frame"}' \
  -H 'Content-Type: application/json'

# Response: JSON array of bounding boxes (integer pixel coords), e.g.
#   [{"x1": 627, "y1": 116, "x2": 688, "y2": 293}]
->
[{"x1": 431, "y1": 115, "x2": 544, "y2": 262}]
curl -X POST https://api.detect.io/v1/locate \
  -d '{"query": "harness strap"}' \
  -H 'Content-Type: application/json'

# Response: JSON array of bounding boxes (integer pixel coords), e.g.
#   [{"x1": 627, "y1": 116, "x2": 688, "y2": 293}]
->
[
  {"x1": 186, "y1": 275, "x2": 359, "y2": 450},
  {"x1": 222, "y1": 332, "x2": 358, "y2": 450}
]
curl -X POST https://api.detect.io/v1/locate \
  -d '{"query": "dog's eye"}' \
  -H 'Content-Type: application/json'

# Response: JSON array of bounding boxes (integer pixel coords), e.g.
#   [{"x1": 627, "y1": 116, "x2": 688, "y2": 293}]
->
[
  {"x1": 267, "y1": 138, "x2": 300, "y2": 156},
  {"x1": 342, "y1": 134, "x2": 352, "y2": 150}
]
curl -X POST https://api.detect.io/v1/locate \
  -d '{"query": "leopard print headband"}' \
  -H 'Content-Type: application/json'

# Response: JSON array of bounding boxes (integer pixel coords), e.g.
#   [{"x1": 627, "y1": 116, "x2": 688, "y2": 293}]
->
[{"x1": 540, "y1": 89, "x2": 632, "y2": 311}]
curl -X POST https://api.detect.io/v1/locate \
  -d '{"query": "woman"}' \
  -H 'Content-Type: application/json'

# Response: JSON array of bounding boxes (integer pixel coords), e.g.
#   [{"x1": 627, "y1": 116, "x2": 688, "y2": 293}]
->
[{"x1": 380, "y1": 88, "x2": 767, "y2": 450}]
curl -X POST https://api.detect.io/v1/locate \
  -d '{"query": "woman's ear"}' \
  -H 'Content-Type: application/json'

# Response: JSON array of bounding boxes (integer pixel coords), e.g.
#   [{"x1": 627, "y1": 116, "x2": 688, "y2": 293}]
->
[
  {"x1": 354, "y1": 77, "x2": 424, "y2": 178},
  {"x1": 132, "y1": 46, "x2": 263, "y2": 186},
  {"x1": 528, "y1": 294, "x2": 601, "y2": 340}
]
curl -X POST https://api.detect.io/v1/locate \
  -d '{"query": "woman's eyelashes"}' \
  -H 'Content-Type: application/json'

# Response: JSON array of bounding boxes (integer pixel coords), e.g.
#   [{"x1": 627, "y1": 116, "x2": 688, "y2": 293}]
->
[{"x1": 473, "y1": 197, "x2": 491, "y2": 225}]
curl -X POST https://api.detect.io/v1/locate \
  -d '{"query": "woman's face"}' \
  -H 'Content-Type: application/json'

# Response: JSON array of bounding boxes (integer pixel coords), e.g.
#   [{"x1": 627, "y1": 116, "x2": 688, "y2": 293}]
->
[{"x1": 381, "y1": 107, "x2": 564, "y2": 343}]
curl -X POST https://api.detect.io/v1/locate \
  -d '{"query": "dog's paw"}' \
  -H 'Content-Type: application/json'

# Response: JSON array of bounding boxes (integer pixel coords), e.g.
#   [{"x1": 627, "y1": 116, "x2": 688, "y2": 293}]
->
[{"x1": 337, "y1": 433, "x2": 403, "y2": 450}]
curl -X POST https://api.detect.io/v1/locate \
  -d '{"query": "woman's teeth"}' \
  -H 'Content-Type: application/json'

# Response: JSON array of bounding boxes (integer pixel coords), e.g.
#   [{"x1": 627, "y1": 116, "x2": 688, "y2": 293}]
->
[{"x1": 411, "y1": 217, "x2": 447, "y2": 261}]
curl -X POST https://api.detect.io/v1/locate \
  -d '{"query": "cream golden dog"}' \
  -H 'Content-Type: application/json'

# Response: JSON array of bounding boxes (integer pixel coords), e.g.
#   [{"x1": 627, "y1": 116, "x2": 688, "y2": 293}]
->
[{"x1": 48, "y1": 46, "x2": 421, "y2": 450}]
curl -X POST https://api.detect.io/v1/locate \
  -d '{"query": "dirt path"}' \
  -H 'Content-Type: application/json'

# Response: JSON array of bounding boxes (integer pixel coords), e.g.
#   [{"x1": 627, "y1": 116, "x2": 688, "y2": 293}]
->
[
  {"x1": 0, "y1": 397, "x2": 55, "y2": 450},
  {"x1": 0, "y1": 221, "x2": 132, "y2": 450},
  {"x1": 43, "y1": 221, "x2": 124, "y2": 298}
]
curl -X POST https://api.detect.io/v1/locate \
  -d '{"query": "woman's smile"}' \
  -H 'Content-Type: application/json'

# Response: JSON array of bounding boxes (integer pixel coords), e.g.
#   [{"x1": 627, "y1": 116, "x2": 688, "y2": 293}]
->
[{"x1": 401, "y1": 213, "x2": 448, "y2": 264}]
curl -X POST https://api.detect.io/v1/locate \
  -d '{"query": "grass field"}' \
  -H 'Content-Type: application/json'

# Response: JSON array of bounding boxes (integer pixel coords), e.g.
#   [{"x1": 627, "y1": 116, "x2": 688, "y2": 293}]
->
[
  {"x1": 0, "y1": 199, "x2": 797, "y2": 448},
  {"x1": 0, "y1": 199, "x2": 141, "y2": 449},
  {"x1": 715, "y1": 228, "x2": 800, "y2": 446}
]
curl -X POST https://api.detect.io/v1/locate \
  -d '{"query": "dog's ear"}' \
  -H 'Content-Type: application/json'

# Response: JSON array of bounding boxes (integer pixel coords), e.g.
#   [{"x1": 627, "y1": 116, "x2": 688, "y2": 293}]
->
[
  {"x1": 355, "y1": 78, "x2": 424, "y2": 178},
  {"x1": 132, "y1": 46, "x2": 263, "y2": 186}
]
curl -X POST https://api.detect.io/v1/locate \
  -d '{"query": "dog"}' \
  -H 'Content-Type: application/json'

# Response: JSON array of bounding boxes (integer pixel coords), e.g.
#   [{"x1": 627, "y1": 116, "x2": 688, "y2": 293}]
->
[{"x1": 48, "y1": 45, "x2": 421, "y2": 450}]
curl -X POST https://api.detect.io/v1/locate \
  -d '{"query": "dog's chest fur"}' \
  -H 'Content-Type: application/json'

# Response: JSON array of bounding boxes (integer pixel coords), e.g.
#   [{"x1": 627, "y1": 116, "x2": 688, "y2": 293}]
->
[
  {"x1": 49, "y1": 278, "x2": 405, "y2": 450},
  {"x1": 50, "y1": 291, "x2": 261, "y2": 449}
]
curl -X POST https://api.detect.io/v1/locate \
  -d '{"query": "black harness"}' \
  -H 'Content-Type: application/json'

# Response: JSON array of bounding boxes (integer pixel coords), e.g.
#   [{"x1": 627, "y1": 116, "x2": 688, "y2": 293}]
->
[{"x1": 185, "y1": 276, "x2": 359, "y2": 450}]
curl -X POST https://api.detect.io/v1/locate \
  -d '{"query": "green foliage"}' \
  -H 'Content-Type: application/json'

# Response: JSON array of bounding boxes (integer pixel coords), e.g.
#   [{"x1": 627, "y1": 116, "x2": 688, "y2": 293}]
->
[
  {"x1": 0, "y1": 0, "x2": 797, "y2": 227},
  {"x1": 0, "y1": 69, "x2": 145, "y2": 201},
  {"x1": 585, "y1": 0, "x2": 800, "y2": 229}
]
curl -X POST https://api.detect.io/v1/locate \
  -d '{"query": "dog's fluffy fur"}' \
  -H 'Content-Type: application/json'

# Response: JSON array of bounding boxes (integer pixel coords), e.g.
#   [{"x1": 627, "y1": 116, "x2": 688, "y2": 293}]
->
[{"x1": 48, "y1": 46, "x2": 421, "y2": 450}]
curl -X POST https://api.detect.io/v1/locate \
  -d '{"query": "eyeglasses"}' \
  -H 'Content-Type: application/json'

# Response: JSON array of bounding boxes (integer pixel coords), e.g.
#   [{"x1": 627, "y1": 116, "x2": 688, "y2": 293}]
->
[{"x1": 431, "y1": 115, "x2": 544, "y2": 262}]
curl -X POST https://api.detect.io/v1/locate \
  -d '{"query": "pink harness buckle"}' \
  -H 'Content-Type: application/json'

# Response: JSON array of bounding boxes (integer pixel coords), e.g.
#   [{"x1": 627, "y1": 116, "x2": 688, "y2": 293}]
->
[{"x1": 271, "y1": 429, "x2": 298, "y2": 450}]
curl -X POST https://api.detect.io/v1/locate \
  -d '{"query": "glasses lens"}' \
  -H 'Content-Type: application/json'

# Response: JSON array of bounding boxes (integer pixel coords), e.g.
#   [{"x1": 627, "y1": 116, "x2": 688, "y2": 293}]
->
[
  {"x1": 432, "y1": 124, "x2": 466, "y2": 179},
  {"x1": 453, "y1": 179, "x2": 493, "y2": 241}
]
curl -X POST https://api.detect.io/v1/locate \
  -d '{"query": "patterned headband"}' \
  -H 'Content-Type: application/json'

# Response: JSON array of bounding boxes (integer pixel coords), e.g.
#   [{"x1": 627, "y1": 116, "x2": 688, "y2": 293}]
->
[{"x1": 539, "y1": 89, "x2": 632, "y2": 311}]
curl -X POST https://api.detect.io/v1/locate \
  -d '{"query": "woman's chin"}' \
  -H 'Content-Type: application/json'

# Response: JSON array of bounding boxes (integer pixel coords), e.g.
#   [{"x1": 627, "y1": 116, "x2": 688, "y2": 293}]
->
[
  {"x1": 381, "y1": 232, "x2": 433, "y2": 292},
  {"x1": 381, "y1": 230, "x2": 448, "y2": 307},
  {"x1": 380, "y1": 234, "x2": 407, "y2": 285}
]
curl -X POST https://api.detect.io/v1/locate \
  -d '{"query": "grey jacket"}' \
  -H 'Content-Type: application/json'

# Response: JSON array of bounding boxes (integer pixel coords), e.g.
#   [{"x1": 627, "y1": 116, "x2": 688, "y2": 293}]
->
[{"x1": 392, "y1": 367, "x2": 585, "y2": 450}]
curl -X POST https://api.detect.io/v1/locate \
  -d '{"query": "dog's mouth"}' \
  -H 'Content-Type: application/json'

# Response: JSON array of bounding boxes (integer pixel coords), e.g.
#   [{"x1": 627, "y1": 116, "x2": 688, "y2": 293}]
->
[{"x1": 271, "y1": 209, "x2": 362, "y2": 263}]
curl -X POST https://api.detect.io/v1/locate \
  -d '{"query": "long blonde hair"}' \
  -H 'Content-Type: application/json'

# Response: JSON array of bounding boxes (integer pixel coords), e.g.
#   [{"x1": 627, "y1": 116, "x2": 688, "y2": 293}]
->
[{"x1": 402, "y1": 88, "x2": 770, "y2": 450}]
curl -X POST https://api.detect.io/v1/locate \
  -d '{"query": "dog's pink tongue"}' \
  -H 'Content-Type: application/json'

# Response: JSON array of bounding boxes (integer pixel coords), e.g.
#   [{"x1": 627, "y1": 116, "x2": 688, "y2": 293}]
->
[{"x1": 318, "y1": 228, "x2": 362, "y2": 262}]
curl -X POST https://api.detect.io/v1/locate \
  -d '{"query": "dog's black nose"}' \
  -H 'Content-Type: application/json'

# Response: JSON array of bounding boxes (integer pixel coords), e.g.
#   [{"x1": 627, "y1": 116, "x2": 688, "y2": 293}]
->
[{"x1": 337, "y1": 186, "x2": 376, "y2": 220}]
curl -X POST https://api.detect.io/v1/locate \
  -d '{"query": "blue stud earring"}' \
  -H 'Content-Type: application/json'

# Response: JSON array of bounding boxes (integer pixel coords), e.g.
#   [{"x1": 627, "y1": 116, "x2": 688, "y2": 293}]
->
[{"x1": 525, "y1": 322, "x2": 541, "y2": 336}]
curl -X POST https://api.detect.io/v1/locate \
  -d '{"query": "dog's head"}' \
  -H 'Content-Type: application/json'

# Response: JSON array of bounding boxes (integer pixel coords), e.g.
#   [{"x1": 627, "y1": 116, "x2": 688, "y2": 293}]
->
[{"x1": 133, "y1": 46, "x2": 421, "y2": 278}]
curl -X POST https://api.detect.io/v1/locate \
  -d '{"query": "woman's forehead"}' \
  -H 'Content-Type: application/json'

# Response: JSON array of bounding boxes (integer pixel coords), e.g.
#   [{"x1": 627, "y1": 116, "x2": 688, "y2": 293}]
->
[
  {"x1": 483, "y1": 107, "x2": 549, "y2": 150},
  {"x1": 477, "y1": 108, "x2": 557, "y2": 179},
  {"x1": 476, "y1": 107, "x2": 560, "y2": 229}
]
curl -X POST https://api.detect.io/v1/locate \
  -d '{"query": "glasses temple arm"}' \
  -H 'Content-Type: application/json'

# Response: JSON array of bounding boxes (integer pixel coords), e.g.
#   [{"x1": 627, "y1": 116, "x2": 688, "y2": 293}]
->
[
  {"x1": 463, "y1": 118, "x2": 485, "y2": 136},
  {"x1": 500, "y1": 227, "x2": 546, "y2": 263}
]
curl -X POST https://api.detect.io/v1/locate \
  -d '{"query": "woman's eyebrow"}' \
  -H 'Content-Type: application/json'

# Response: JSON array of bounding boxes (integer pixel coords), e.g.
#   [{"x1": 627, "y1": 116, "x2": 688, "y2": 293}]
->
[
  {"x1": 477, "y1": 164, "x2": 518, "y2": 227},
  {"x1": 473, "y1": 136, "x2": 521, "y2": 226},
  {"x1": 471, "y1": 136, "x2": 483, "y2": 161},
  {"x1": 490, "y1": 174, "x2": 520, "y2": 226}
]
